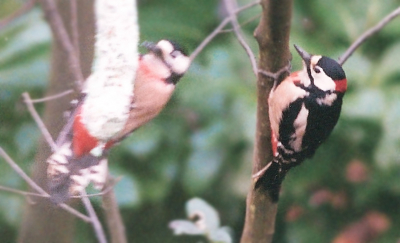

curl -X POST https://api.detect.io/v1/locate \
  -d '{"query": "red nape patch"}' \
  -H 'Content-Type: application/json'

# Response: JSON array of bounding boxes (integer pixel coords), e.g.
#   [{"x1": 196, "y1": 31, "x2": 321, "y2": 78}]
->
[
  {"x1": 290, "y1": 71, "x2": 301, "y2": 85},
  {"x1": 73, "y1": 107, "x2": 98, "y2": 158},
  {"x1": 271, "y1": 129, "x2": 278, "y2": 157},
  {"x1": 335, "y1": 79, "x2": 347, "y2": 93}
]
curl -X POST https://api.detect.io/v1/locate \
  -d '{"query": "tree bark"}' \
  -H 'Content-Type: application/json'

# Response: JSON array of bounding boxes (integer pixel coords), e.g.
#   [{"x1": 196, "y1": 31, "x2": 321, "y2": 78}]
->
[
  {"x1": 18, "y1": 1, "x2": 94, "y2": 242},
  {"x1": 240, "y1": 0, "x2": 292, "y2": 242}
]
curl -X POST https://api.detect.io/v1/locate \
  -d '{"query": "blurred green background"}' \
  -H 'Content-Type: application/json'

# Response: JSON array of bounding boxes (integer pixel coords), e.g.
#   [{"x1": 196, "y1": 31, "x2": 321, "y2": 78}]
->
[{"x1": 1, "y1": 0, "x2": 400, "y2": 242}]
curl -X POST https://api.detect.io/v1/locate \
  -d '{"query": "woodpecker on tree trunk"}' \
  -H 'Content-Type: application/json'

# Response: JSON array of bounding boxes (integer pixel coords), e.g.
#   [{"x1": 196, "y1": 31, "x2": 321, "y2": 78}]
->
[
  {"x1": 47, "y1": 40, "x2": 191, "y2": 203},
  {"x1": 255, "y1": 45, "x2": 347, "y2": 202}
]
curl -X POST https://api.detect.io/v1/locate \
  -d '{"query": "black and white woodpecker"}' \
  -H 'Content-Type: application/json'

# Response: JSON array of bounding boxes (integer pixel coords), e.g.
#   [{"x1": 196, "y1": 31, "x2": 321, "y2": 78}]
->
[
  {"x1": 255, "y1": 45, "x2": 347, "y2": 202},
  {"x1": 47, "y1": 40, "x2": 191, "y2": 203}
]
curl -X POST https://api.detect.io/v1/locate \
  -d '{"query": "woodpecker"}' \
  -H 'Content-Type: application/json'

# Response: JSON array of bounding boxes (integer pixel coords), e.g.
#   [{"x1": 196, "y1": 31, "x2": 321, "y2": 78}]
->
[
  {"x1": 47, "y1": 40, "x2": 191, "y2": 203},
  {"x1": 255, "y1": 45, "x2": 347, "y2": 202}
]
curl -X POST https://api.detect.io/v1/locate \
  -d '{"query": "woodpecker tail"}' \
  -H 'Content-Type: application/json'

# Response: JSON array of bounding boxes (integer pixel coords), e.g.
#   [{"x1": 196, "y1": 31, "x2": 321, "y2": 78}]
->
[
  {"x1": 254, "y1": 158, "x2": 292, "y2": 202},
  {"x1": 47, "y1": 143, "x2": 108, "y2": 204}
]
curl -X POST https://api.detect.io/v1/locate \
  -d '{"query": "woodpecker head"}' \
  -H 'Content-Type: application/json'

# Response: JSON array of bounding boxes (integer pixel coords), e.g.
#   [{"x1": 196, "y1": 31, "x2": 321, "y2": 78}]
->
[
  {"x1": 143, "y1": 40, "x2": 190, "y2": 84},
  {"x1": 294, "y1": 44, "x2": 347, "y2": 94}
]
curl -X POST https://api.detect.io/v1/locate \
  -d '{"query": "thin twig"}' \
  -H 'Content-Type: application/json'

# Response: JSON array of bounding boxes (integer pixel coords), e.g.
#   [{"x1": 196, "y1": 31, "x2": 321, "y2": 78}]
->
[
  {"x1": 81, "y1": 190, "x2": 108, "y2": 243},
  {"x1": 224, "y1": 0, "x2": 258, "y2": 75},
  {"x1": 0, "y1": 180, "x2": 119, "y2": 199},
  {"x1": 0, "y1": 0, "x2": 36, "y2": 31},
  {"x1": 190, "y1": 18, "x2": 230, "y2": 61},
  {"x1": 22, "y1": 92, "x2": 57, "y2": 151},
  {"x1": 0, "y1": 147, "x2": 91, "y2": 222},
  {"x1": 258, "y1": 63, "x2": 291, "y2": 81},
  {"x1": 55, "y1": 97, "x2": 83, "y2": 146},
  {"x1": 31, "y1": 89, "x2": 74, "y2": 103},
  {"x1": 0, "y1": 185, "x2": 46, "y2": 197},
  {"x1": 190, "y1": 0, "x2": 260, "y2": 61},
  {"x1": 69, "y1": 0, "x2": 81, "y2": 71},
  {"x1": 39, "y1": 0, "x2": 84, "y2": 90},
  {"x1": 338, "y1": 7, "x2": 400, "y2": 65},
  {"x1": 220, "y1": 14, "x2": 261, "y2": 33},
  {"x1": 102, "y1": 174, "x2": 127, "y2": 243}
]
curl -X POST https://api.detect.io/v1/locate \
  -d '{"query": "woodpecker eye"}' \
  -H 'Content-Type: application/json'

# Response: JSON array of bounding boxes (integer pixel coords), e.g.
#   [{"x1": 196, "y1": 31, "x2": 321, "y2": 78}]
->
[
  {"x1": 170, "y1": 50, "x2": 181, "y2": 58},
  {"x1": 314, "y1": 66, "x2": 322, "y2": 74}
]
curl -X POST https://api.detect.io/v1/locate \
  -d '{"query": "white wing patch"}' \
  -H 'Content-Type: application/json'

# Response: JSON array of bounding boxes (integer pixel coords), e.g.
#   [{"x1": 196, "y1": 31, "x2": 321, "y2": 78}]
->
[
  {"x1": 290, "y1": 104, "x2": 309, "y2": 152},
  {"x1": 317, "y1": 93, "x2": 337, "y2": 106}
]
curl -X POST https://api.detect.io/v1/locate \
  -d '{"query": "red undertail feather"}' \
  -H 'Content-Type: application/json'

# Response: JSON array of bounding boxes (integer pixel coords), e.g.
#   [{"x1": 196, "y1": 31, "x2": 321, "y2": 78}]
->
[{"x1": 73, "y1": 107, "x2": 99, "y2": 157}]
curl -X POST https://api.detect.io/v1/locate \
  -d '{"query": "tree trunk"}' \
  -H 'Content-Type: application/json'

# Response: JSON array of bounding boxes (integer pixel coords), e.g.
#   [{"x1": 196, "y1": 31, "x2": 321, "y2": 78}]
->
[
  {"x1": 240, "y1": 0, "x2": 292, "y2": 242},
  {"x1": 18, "y1": 1, "x2": 94, "y2": 242}
]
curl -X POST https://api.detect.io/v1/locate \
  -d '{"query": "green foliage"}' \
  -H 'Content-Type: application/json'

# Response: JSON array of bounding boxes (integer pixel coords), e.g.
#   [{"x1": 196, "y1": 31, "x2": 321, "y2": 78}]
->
[{"x1": 1, "y1": 0, "x2": 400, "y2": 242}]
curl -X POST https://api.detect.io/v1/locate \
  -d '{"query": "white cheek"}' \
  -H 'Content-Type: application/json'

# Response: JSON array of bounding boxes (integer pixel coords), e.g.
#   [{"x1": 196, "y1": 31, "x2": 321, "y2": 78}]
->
[
  {"x1": 317, "y1": 93, "x2": 337, "y2": 106},
  {"x1": 313, "y1": 73, "x2": 335, "y2": 91},
  {"x1": 299, "y1": 68, "x2": 311, "y2": 86},
  {"x1": 166, "y1": 56, "x2": 190, "y2": 75},
  {"x1": 158, "y1": 40, "x2": 174, "y2": 53}
]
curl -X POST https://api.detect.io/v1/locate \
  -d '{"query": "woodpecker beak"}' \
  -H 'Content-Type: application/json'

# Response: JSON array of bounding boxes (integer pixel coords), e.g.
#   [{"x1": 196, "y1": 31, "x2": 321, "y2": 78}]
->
[
  {"x1": 142, "y1": 41, "x2": 163, "y2": 57},
  {"x1": 294, "y1": 44, "x2": 311, "y2": 65}
]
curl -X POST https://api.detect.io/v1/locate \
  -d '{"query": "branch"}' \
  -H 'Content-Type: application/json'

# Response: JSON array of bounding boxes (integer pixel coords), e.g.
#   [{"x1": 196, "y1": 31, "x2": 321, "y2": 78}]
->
[
  {"x1": 190, "y1": 0, "x2": 260, "y2": 61},
  {"x1": 338, "y1": 6, "x2": 400, "y2": 65},
  {"x1": 223, "y1": 0, "x2": 258, "y2": 75},
  {"x1": 22, "y1": 92, "x2": 57, "y2": 151},
  {"x1": 102, "y1": 175, "x2": 127, "y2": 243},
  {"x1": 69, "y1": 0, "x2": 80, "y2": 64},
  {"x1": 0, "y1": 147, "x2": 91, "y2": 222},
  {"x1": 81, "y1": 190, "x2": 108, "y2": 243},
  {"x1": 219, "y1": 14, "x2": 261, "y2": 33},
  {"x1": 30, "y1": 89, "x2": 74, "y2": 103},
  {"x1": 0, "y1": 185, "x2": 45, "y2": 198},
  {"x1": 39, "y1": 0, "x2": 84, "y2": 90},
  {"x1": 0, "y1": 0, "x2": 36, "y2": 31},
  {"x1": 240, "y1": 0, "x2": 292, "y2": 242},
  {"x1": 0, "y1": 182, "x2": 118, "y2": 199}
]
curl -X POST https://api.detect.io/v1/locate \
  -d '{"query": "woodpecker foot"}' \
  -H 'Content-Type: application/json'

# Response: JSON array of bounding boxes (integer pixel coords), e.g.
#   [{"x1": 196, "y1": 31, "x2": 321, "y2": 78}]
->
[{"x1": 258, "y1": 62, "x2": 291, "y2": 80}]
